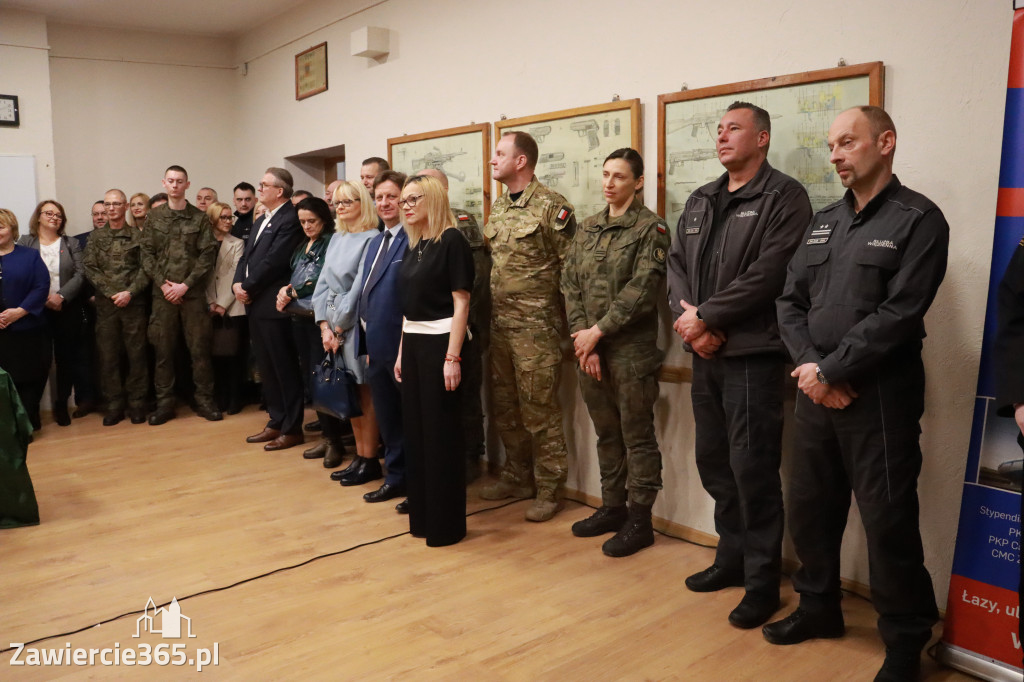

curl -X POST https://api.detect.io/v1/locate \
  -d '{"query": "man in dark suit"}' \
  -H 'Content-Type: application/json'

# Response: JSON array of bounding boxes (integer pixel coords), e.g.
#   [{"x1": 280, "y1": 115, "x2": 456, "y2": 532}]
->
[
  {"x1": 344, "y1": 170, "x2": 407, "y2": 502},
  {"x1": 233, "y1": 167, "x2": 305, "y2": 451}
]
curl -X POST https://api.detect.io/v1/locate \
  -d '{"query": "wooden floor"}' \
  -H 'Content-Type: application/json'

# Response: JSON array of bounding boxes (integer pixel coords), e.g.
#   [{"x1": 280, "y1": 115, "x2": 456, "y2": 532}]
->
[{"x1": 1, "y1": 407, "x2": 971, "y2": 681}]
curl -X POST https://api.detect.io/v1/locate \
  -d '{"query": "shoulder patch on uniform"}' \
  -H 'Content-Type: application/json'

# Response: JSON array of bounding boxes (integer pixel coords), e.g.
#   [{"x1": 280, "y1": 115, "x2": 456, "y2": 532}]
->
[
  {"x1": 653, "y1": 246, "x2": 667, "y2": 264},
  {"x1": 458, "y1": 213, "x2": 470, "y2": 221},
  {"x1": 656, "y1": 223, "x2": 667, "y2": 235},
  {"x1": 554, "y1": 205, "x2": 574, "y2": 229}
]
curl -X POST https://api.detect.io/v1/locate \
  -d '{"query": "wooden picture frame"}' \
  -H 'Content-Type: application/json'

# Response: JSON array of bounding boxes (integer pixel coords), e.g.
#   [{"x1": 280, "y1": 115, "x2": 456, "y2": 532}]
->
[
  {"x1": 388, "y1": 123, "x2": 492, "y2": 225},
  {"x1": 658, "y1": 62, "x2": 884, "y2": 230},
  {"x1": 295, "y1": 42, "x2": 328, "y2": 101},
  {"x1": 494, "y1": 99, "x2": 642, "y2": 221}
]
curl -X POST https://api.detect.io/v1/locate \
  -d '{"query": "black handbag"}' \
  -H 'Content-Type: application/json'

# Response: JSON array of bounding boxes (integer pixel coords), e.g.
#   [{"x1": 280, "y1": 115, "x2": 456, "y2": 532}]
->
[
  {"x1": 310, "y1": 351, "x2": 362, "y2": 420},
  {"x1": 286, "y1": 248, "x2": 323, "y2": 319}
]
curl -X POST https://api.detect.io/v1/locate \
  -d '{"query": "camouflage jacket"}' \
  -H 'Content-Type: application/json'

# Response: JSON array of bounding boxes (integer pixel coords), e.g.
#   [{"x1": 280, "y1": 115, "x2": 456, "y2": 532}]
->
[
  {"x1": 140, "y1": 202, "x2": 218, "y2": 297},
  {"x1": 82, "y1": 223, "x2": 150, "y2": 299},
  {"x1": 483, "y1": 177, "x2": 575, "y2": 329},
  {"x1": 452, "y1": 205, "x2": 492, "y2": 344},
  {"x1": 561, "y1": 196, "x2": 669, "y2": 349}
]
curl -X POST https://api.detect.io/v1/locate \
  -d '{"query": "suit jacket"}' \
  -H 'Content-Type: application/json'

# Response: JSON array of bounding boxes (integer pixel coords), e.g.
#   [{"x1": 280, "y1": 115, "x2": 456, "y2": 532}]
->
[
  {"x1": 207, "y1": 234, "x2": 246, "y2": 317},
  {"x1": 17, "y1": 234, "x2": 85, "y2": 302},
  {"x1": 234, "y1": 202, "x2": 304, "y2": 320},
  {"x1": 356, "y1": 225, "x2": 407, "y2": 363}
]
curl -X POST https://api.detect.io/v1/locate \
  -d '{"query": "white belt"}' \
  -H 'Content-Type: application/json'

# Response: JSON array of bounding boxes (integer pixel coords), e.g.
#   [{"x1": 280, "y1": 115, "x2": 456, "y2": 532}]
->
[{"x1": 403, "y1": 317, "x2": 453, "y2": 334}]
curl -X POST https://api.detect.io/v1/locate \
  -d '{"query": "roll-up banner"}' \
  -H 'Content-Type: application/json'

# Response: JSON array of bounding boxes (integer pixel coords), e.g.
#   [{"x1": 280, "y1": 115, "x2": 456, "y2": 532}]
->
[{"x1": 936, "y1": 3, "x2": 1024, "y2": 680}]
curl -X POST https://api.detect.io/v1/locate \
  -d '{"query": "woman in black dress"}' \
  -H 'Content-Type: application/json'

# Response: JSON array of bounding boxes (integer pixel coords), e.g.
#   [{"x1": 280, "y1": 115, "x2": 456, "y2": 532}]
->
[{"x1": 394, "y1": 175, "x2": 474, "y2": 547}]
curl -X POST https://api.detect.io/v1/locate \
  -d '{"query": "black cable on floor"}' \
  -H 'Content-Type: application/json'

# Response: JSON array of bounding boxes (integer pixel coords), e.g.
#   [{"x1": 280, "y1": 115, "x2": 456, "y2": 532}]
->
[{"x1": 0, "y1": 497, "x2": 525, "y2": 653}]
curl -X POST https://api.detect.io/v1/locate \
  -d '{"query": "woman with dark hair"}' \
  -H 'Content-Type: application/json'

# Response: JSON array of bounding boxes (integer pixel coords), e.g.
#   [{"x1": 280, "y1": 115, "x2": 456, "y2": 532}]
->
[
  {"x1": 0, "y1": 209, "x2": 52, "y2": 430},
  {"x1": 393, "y1": 174, "x2": 474, "y2": 547},
  {"x1": 18, "y1": 200, "x2": 90, "y2": 426},
  {"x1": 560, "y1": 148, "x2": 670, "y2": 558},
  {"x1": 207, "y1": 201, "x2": 247, "y2": 414},
  {"x1": 311, "y1": 182, "x2": 380, "y2": 479},
  {"x1": 277, "y1": 197, "x2": 337, "y2": 461}
]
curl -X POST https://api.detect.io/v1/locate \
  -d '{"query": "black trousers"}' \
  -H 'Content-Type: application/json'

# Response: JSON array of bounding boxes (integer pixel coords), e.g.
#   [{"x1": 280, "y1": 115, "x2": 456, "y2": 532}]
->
[
  {"x1": 402, "y1": 332, "x2": 466, "y2": 547},
  {"x1": 249, "y1": 315, "x2": 303, "y2": 435},
  {"x1": 45, "y1": 302, "x2": 95, "y2": 406},
  {"x1": 691, "y1": 353, "x2": 785, "y2": 597},
  {"x1": 788, "y1": 355, "x2": 938, "y2": 652},
  {"x1": 0, "y1": 326, "x2": 51, "y2": 427}
]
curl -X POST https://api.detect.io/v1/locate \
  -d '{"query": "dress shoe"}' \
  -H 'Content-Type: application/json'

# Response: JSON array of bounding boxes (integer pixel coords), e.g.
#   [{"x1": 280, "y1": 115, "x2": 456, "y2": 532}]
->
[
  {"x1": 339, "y1": 457, "x2": 383, "y2": 486},
  {"x1": 572, "y1": 505, "x2": 628, "y2": 537},
  {"x1": 762, "y1": 607, "x2": 845, "y2": 645},
  {"x1": 225, "y1": 404, "x2": 243, "y2": 415},
  {"x1": 102, "y1": 411, "x2": 124, "y2": 427},
  {"x1": 148, "y1": 408, "x2": 175, "y2": 426},
  {"x1": 874, "y1": 648, "x2": 922, "y2": 682},
  {"x1": 364, "y1": 482, "x2": 406, "y2": 503},
  {"x1": 264, "y1": 433, "x2": 303, "y2": 451},
  {"x1": 395, "y1": 499, "x2": 409, "y2": 514},
  {"x1": 331, "y1": 456, "x2": 362, "y2": 481},
  {"x1": 525, "y1": 489, "x2": 561, "y2": 522},
  {"x1": 323, "y1": 444, "x2": 344, "y2": 468},
  {"x1": 128, "y1": 408, "x2": 147, "y2": 424},
  {"x1": 246, "y1": 427, "x2": 281, "y2": 443},
  {"x1": 304, "y1": 419, "x2": 322, "y2": 432},
  {"x1": 72, "y1": 401, "x2": 96, "y2": 418},
  {"x1": 684, "y1": 564, "x2": 745, "y2": 592},
  {"x1": 54, "y1": 404, "x2": 71, "y2": 427},
  {"x1": 303, "y1": 440, "x2": 328, "y2": 459},
  {"x1": 728, "y1": 593, "x2": 781, "y2": 629},
  {"x1": 195, "y1": 403, "x2": 223, "y2": 421},
  {"x1": 479, "y1": 479, "x2": 534, "y2": 501}
]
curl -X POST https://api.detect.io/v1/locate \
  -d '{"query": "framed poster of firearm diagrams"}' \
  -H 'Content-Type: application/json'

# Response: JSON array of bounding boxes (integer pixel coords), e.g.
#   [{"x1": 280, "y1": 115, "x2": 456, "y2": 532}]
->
[
  {"x1": 658, "y1": 62, "x2": 884, "y2": 231},
  {"x1": 494, "y1": 99, "x2": 641, "y2": 221},
  {"x1": 388, "y1": 123, "x2": 492, "y2": 225}
]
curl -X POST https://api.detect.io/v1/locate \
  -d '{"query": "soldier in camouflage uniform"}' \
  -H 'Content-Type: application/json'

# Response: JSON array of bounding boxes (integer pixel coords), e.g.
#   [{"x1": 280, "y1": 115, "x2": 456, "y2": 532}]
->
[
  {"x1": 416, "y1": 168, "x2": 492, "y2": 482},
  {"x1": 561, "y1": 149, "x2": 669, "y2": 557},
  {"x1": 140, "y1": 165, "x2": 221, "y2": 425},
  {"x1": 82, "y1": 189, "x2": 151, "y2": 426},
  {"x1": 479, "y1": 132, "x2": 575, "y2": 522}
]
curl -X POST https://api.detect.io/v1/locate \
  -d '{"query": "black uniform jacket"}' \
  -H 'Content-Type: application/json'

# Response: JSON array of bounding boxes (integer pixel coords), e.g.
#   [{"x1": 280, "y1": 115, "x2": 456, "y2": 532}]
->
[
  {"x1": 667, "y1": 161, "x2": 812, "y2": 357},
  {"x1": 777, "y1": 176, "x2": 949, "y2": 384}
]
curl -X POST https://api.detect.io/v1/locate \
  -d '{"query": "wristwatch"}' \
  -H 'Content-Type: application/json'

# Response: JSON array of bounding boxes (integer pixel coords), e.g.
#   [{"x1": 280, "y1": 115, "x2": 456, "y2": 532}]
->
[{"x1": 815, "y1": 365, "x2": 828, "y2": 385}]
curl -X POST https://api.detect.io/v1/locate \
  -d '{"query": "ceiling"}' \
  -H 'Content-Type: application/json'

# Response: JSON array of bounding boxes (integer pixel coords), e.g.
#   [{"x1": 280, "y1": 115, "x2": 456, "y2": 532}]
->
[{"x1": 0, "y1": 0, "x2": 307, "y2": 38}]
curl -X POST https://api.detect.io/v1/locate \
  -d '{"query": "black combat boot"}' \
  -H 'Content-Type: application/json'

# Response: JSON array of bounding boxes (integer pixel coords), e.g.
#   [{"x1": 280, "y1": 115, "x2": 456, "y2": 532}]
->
[
  {"x1": 874, "y1": 648, "x2": 922, "y2": 682},
  {"x1": 601, "y1": 503, "x2": 654, "y2": 557},
  {"x1": 571, "y1": 505, "x2": 628, "y2": 537}
]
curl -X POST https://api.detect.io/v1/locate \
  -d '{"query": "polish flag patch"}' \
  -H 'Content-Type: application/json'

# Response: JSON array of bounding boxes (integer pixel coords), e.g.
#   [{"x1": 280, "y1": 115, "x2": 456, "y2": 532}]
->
[{"x1": 557, "y1": 207, "x2": 569, "y2": 221}]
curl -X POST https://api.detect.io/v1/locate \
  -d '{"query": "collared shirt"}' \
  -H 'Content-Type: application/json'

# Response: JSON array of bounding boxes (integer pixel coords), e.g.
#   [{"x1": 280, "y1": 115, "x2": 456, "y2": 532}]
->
[
  {"x1": 362, "y1": 223, "x2": 404, "y2": 294},
  {"x1": 253, "y1": 203, "x2": 285, "y2": 244}
]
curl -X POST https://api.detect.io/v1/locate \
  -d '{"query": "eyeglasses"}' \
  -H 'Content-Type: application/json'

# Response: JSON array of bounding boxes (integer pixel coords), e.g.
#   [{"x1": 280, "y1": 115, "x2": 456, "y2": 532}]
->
[
  {"x1": 42, "y1": 211, "x2": 64, "y2": 220},
  {"x1": 218, "y1": 215, "x2": 233, "y2": 222},
  {"x1": 102, "y1": 202, "x2": 125, "y2": 208},
  {"x1": 258, "y1": 182, "x2": 281, "y2": 190},
  {"x1": 336, "y1": 199, "x2": 359, "y2": 209},
  {"x1": 398, "y1": 194, "x2": 424, "y2": 208}
]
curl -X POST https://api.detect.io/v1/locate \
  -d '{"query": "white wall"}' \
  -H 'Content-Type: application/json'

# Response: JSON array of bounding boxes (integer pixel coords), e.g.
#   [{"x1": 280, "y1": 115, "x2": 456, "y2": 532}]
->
[
  {"x1": 46, "y1": 23, "x2": 240, "y2": 235},
  {"x1": 2, "y1": 0, "x2": 1010, "y2": 606},
  {"x1": 0, "y1": 9, "x2": 58, "y2": 218},
  {"x1": 226, "y1": 0, "x2": 1010, "y2": 605}
]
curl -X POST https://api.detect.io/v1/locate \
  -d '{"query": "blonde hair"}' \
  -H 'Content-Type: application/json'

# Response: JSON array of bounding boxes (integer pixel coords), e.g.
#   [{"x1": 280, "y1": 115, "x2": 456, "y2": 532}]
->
[
  {"x1": 127, "y1": 192, "x2": 150, "y2": 228},
  {"x1": 332, "y1": 181, "x2": 378, "y2": 234},
  {"x1": 402, "y1": 175, "x2": 455, "y2": 247},
  {"x1": 0, "y1": 208, "x2": 19, "y2": 240},
  {"x1": 206, "y1": 202, "x2": 233, "y2": 232}
]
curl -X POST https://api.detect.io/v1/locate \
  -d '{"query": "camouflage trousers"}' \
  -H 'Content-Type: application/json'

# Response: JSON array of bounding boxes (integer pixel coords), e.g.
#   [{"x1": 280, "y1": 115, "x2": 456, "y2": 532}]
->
[
  {"x1": 460, "y1": 335, "x2": 486, "y2": 462},
  {"x1": 95, "y1": 297, "x2": 149, "y2": 412},
  {"x1": 577, "y1": 346, "x2": 663, "y2": 506},
  {"x1": 148, "y1": 294, "x2": 214, "y2": 409},
  {"x1": 489, "y1": 325, "x2": 568, "y2": 493}
]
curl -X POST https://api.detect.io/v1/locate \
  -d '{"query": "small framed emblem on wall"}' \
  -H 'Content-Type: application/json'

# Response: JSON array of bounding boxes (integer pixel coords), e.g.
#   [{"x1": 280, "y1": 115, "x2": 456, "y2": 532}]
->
[{"x1": 295, "y1": 43, "x2": 328, "y2": 101}]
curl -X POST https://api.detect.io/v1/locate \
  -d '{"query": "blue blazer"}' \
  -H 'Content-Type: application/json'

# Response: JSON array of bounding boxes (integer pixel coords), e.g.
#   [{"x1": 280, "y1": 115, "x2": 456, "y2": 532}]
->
[
  {"x1": 234, "y1": 202, "x2": 304, "y2": 320},
  {"x1": 356, "y1": 225, "x2": 406, "y2": 364}
]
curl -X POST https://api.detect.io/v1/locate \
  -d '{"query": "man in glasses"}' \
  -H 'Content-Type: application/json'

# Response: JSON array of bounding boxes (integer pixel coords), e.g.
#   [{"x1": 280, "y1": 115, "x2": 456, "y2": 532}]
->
[
  {"x1": 233, "y1": 167, "x2": 306, "y2": 451},
  {"x1": 480, "y1": 131, "x2": 576, "y2": 522},
  {"x1": 82, "y1": 189, "x2": 150, "y2": 426},
  {"x1": 140, "y1": 165, "x2": 221, "y2": 425}
]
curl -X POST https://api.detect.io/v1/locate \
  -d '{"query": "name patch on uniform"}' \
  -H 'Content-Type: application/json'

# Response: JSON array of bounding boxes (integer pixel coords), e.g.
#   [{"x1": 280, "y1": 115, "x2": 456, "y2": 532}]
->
[
  {"x1": 684, "y1": 210, "x2": 704, "y2": 235},
  {"x1": 807, "y1": 221, "x2": 834, "y2": 245},
  {"x1": 866, "y1": 238, "x2": 897, "y2": 250},
  {"x1": 735, "y1": 210, "x2": 758, "y2": 218}
]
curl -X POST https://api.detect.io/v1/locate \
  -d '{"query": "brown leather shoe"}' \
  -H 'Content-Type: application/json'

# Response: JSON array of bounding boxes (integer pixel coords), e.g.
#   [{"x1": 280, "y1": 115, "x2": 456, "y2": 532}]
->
[
  {"x1": 246, "y1": 428, "x2": 281, "y2": 444},
  {"x1": 264, "y1": 433, "x2": 303, "y2": 451}
]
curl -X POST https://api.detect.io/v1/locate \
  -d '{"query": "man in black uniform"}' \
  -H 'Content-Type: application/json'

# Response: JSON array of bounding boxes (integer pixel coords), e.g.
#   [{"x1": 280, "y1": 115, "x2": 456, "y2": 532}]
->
[
  {"x1": 231, "y1": 182, "x2": 257, "y2": 242},
  {"x1": 770, "y1": 106, "x2": 948, "y2": 682},
  {"x1": 667, "y1": 102, "x2": 812, "y2": 628}
]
